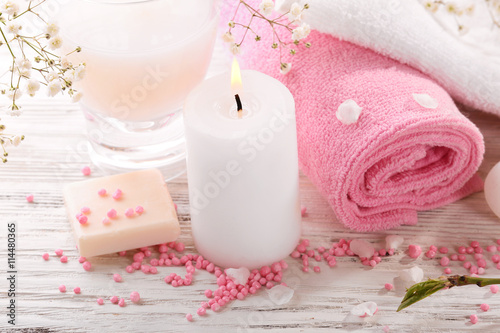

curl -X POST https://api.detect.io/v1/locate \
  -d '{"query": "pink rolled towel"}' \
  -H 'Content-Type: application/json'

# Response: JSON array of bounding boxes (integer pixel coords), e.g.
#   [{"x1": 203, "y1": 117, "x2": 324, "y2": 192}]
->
[{"x1": 224, "y1": 4, "x2": 485, "y2": 231}]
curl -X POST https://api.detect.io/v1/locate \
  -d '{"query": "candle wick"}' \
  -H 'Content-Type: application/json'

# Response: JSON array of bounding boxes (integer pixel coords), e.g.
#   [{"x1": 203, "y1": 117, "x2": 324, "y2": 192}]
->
[{"x1": 235, "y1": 94, "x2": 243, "y2": 118}]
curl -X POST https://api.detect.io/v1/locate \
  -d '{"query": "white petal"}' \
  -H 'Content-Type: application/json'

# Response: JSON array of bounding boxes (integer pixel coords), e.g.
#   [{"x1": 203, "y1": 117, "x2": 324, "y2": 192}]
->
[
  {"x1": 412, "y1": 93, "x2": 438, "y2": 109},
  {"x1": 351, "y1": 301, "x2": 378, "y2": 317},
  {"x1": 336, "y1": 99, "x2": 362, "y2": 125},
  {"x1": 349, "y1": 239, "x2": 375, "y2": 258},
  {"x1": 225, "y1": 267, "x2": 250, "y2": 285},
  {"x1": 399, "y1": 266, "x2": 424, "y2": 284},
  {"x1": 385, "y1": 235, "x2": 404, "y2": 250},
  {"x1": 267, "y1": 285, "x2": 294, "y2": 305}
]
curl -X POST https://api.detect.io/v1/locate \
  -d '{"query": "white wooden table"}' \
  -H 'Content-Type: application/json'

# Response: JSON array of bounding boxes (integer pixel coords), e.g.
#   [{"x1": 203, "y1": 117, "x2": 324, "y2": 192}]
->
[{"x1": 2, "y1": 44, "x2": 500, "y2": 332}]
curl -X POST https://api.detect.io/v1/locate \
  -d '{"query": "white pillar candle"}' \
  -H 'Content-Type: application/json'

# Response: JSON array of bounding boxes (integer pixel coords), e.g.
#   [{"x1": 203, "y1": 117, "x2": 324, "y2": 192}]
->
[{"x1": 184, "y1": 65, "x2": 301, "y2": 269}]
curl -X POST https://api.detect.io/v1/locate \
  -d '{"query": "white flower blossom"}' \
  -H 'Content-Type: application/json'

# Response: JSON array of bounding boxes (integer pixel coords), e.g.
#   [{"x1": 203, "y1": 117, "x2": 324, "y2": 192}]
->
[
  {"x1": 0, "y1": 0, "x2": 20, "y2": 16},
  {"x1": 73, "y1": 64, "x2": 86, "y2": 81},
  {"x1": 445, "y1": 2, "x2": 458, "y2": 13},
  {"x1": 45, "y1": 21, "x2": 60, "y2": 36},
  {"x1": 71, "y1": 91, "x2": 83, "y2": 103},
  {"x1": 287, "y1": 3, "x2": 303, "y2": 22},
  {"x1": 6, "y1": 21, "x2": 21, "y2": 35},
  {"x1": 423, "y1": 1, "x2": 438, "y2": 13},
  {"x1": 291, "y1": 23, "x2": 311, "y2": 41},
  {"x1": 280, "y1": 62, "x2": 292, "y2": 75},
  {"x1": 6, "y1": 108, "x2": 22, "y2": 117},
  {"x1": 16, "y1": 58, "x2": 32, "y2": 70},
  {"x1": 230, "y1": 43, "x2": 241, "y2": 55},
  {"x1": 222, "y1": 31, "x2": 235, "y2": 43},
  {"x1": 46, "y1": 71, "x2": 58, "y2": 82},
  {"x1": 259, "y1": 0, "x2": 274, "y2": 16},
  {"x1": 6, "y1": 88, "x2": 22, "y2": 101},
  {"x1": 25, "y1": 79, "x2": 40, "y2": 97},
  {"x1": 12, "y1": 135, "x2": 22, "y2": 146},
  {"x1": 48, "y1": 36, "x2": 63, "y2": 50},
  {"x1": 60, "y1": 57, "x2": 71, "y2": 69},
  {"x1": 63, "y1": 69, "x2": 75, "y2": 82},
  {"x1": 47, "y1": 81, "x2": 62, "y2": 97},
  {"x1": 18, "y1": 66, "x2": 31, "y2": 78}
]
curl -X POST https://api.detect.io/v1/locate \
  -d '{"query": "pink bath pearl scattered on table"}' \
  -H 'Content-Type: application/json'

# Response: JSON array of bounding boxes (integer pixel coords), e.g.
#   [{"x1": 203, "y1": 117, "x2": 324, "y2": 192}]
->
[
  {"x1": 73, "y1": 287, "x2": 81, "y2": 294},
  {"x1": 42, "y1": 253, "x2": 49, "y2": 261},
  {"x1": 112, "y1": 189, "x2": 123, "y2": 200},
  {"x1": 107, "y1": 209, "x2": 117, "y2": 219},
  {"x1": 444, "y1": 268, "x2": 451, "y2": 274},
  {"x1": 196, "y1": 307, "x2": 206, "y2": 316},
  {"x1": 55, "y1": 249, "x2": 63, "y2": 256},
  {"x1": 26, "y1": 194, "x2": 34, "y2": 203},
  {"x1": 113, "y1": 274, "x2": 122, "y2": 282},
  {"x1": 97, "y1": 298, "x2": 104, "y2": 305},
  {"x1": 408, "y1": 244, "x2": 422, "y2": 258},
  {"x1": 490, "y1": 285, "x2": 499, "y2": 294},
  {"x1": 470, "y1": 314, "x2": 478, "y2": 324},
  {"x1": 125, "y1": 208, "x2": 135, "y2": 217},
  {"x1": 98, "y1": 188, "x2": 107, "y2": 196},
  {"x1": 78, "y1": 256, "x2": 86, "y2": 263},
  {"x1": 384, "y1": 283, "x2": 394, "y2": 291},
  {"x1": 81, "y1": 166, "x2": 91, "y2": 176},
  {"x1": 59, "y1": 285, "x2": 66, "y2": 293},
  {"x1": 110, "y1": 296, "x2": 119, "y2": 304},
  {"x1": 118, "y1": 298, "x2": 126, "y2": 307},
  {"x1": 130, "y1": 291, "x2": 140, "y2": 303},
  {"x1": 480, "y1": 303, "x2": 489, "y2": 311},
  {"x1": 186, "y1": 313, "x2": 193, "y2": 322},
  {"x1": 60, "y1": 256, "x2": 68, "y2": 263},
  {"x1": 135, "y1": 206, "x2": 144, "y2": 214},
  {"x1": 82, "y1": 261, "x2": 92, "y2": 271}
]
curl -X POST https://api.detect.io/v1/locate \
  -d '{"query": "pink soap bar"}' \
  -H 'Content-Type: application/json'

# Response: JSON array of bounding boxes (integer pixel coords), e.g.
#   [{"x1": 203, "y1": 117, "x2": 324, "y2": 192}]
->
[{"x1": 63, "y1": 169, "x2": 180, "y2": 257}]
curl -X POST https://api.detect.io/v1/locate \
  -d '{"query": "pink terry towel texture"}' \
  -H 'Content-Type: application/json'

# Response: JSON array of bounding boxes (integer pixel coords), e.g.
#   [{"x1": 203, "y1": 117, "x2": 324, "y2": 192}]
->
[{"x1": 224, "y1": 3, "x2": 485, "y2": 231}]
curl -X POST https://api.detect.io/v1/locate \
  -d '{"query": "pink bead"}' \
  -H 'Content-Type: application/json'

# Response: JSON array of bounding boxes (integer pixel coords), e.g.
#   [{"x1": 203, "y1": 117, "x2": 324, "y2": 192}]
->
[
  {"x1": 385, "y1": 283, "x2": 394, "y2": 291},
  {"x1": 313, "y1": 266, "x2": 321, "y2": 273},
  {"x1": 113, "y1": 274, "x2": 122, "y2": 282},
  {"x1": 466, "y1": 247, "x2": 474, "y2": 254},
  {"x1": 132, "y1": 262, "x2": 141, "y2": 270},
  {"x1": 196, "y1": 307, "x2": 206, "y2": 316},
  {"x1": 42, "y1": 253, "x2": 49, "y2": 260},
  {"x1": 369, "y1": 260, "x2": 377, "y2": 267},
  {"x1": 205, "y1": 289, "x2": 213, "y2": 298},
  {"x1": 470, "y1": 314, "x2": 478, "y2": 324},
  {"x1": 429, "y1": 245, "x2": 438, "y2": 252},
  {"x1": 73, "y1": 287, "x2": 81, "y2": 294},
  {"x1": 133, "y1": 252, "x2": 144, "y2": 262},
  {"x1": 301, "y1": 205, "x2": 307, "y2": 216},
  {"x1": 211, "y1": 303, "x2": 221, "y2": 312},
  {"x1": 458, "y1": 254, "x2": 466, "y2": 261},
  {"x1": 260, "y1": 266, "x2": 271, "y2": 276},
  {"x1": 328, "y1": 259, "x2": 337, "y2": 267},
  {"x1": 317, "y1": 246, "x2": 325, "y2": 253},
  {"x1": 78, "y1": 215, "x2": 88, "y2": 225},
  {"x1": 444, "y1": 268, "x2": 452, "y2": 274},
  {"x1": 306, "y1": 249, "x2": 315, "y2": 257},
  {"x1": 55, "y1": 249, "x2": 63, "y2": 256},
  {"x1": 26, "y1": 194, "x2": 34, "y2": 203},
  {"x1": 130, "y1": 291, "x2": 140, "y2": 303},
  {"x1": 487, "y1": 245, "x2": 497, "y2": 252},
  {"x1": 126, "y1": 265, "x2": 134, "y2": 273},
  {"x1": 334, "y1": 248, "x2": 345, "y2": 256},
  {"x1": 408, "y1": 244, "x2": 422, "y2": 258},
  {"x1": 425, "y1": 250, "x2": 436, "y2": 258},
  {"x1": 125, "y1": 208, "x2": 134, "y2": 217},
  {"x1": 297, "y1": 244, "x2": 306, "y2": 253},
  {"x1": 59, "y1": 285, "x2": 66, "y2": 293},
  {"x1": 81, "y1": 206, "x2": 90, "y2": 214},
  {"x1": 141, "y1": 265, "x2": 150, "y2": 273},
  {"x1": 475, "y1": 247, "x2": 483, "y2": 254},
  {"x1": 450, "y1": 254, "x2": 458, "y2": 261},
  {"x1": 458, "y1": 246, "x2": 466, "y2": 254},
  {"x1": 471, "y1": 241, "x2": 480, "y2": 248},
  {"x1": 478, "y1": 267, "x2": 486, "y2": 275},
  {"x1": 82, "y1": 261, "x2": 92, "y2": 271},
  {"x1": 78, "y1": 256, "x2": 86, "y2": 263},
  {"x1": 302, "y1": 266, "x2": 309, "y2": 272},
  {"x1": 470, "y1": 266, "x2": 478, "y2": 274},
  {"x1": 81, "y1": 166, "x2": 91, "y2": 176},
  {"x1": 291, "y1": 251, "x2": 300, "y2": 258},
  {"x1": 464, "y1": 261, "x2": 472, "y2": 269},
  {"x1": 102, "y1": 217, "x2": 110, "y2": 225},
  {"x1": 174, "y1": 242, "x2": 185, "y2": 252},
  {"x1": 186, "y1": 313, "x2": 193, "y2": 322},
  {"x1": 379, "y1": 249, "x2": 387, "y2": 256},
  {"x1": 439, "y1": 247, "x2": 448, "y2": 254},
  {"x1": 266, "y1": 281, "x2": 274, "y2": 289},
  {"x1": 440, "y1": 257, "x2": 450, "y2": 266},
  {"x1": 493, "y1": 255, "x2": 500, "y2": 263},
  {"x1": 477, "y1": 259, "x2": 487, "y2": 268},
  {"x1": 107, "y1": 209, "x2": 117, "y2": 218},
  {"x1": 150, "y1": 267, "x2": 158, "y2": 274},
  {"x1": 302, "y1": 239, "x2": 310, "y2": 247},
  {"x1": 480, "y1": 303, "x2": 489, "y2": 311},
  {"x1": 113, "y1": 189, "x2": 122, "y2": 200},
  {"x1": 490, "y1": 285, "x2": 499, "y2": 293},
  {"x1": 97, "y1": 298, "x2": 104, "y2": 305},
  {"x1": 110, "y1": 296, "x2": 119, "y2": 304},
  {"x1": 98, "y1": 188, "x2": 107, "y2": 196},
  {"x1": 387, "y1": 249, "x2": 394, "y2": 256},
  {"x1": 119, "y1": 251, "x2": 127, "y2": 256},
  {"x1": 60, "y1": 256, "x2": 68, "y2": 263},
  {"x1": 118, "y1": 298, "x2": 126, "y2": 307},
  {"x1": 135, "y1": 205, "x2": 144, "y2": 214}
]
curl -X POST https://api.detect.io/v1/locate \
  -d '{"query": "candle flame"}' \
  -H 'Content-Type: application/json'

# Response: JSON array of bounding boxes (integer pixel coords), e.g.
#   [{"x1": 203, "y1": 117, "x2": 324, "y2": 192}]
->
[{"x1": 231, "y1": 57, "x2": 243, "y2": 93}]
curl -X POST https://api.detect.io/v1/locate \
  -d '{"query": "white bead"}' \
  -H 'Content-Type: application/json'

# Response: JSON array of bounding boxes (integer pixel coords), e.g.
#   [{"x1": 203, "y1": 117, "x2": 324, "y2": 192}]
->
[
  {"x1": 485, "y1": 162, "x2": 500, "y2": 219},
  {"x1": 336, "y1": 99, "x2": 362, "y2": 125}
]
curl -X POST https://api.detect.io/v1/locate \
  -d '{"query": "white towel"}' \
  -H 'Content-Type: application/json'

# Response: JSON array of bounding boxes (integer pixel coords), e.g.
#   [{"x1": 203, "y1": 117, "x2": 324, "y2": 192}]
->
[{"x1": 276, "y1": 0, "x2": 500, "y2": 116}]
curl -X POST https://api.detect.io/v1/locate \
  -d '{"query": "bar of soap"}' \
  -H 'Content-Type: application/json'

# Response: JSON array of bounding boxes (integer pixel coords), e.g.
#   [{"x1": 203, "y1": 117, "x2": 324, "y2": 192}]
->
[{"x1": 63, "y1": 169, "x2": 179, "y2": 257}]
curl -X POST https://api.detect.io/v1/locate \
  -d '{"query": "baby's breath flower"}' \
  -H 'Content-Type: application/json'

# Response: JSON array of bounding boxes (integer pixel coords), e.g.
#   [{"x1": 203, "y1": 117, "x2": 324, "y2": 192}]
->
[
  {"x1": 288, "y1": 3, "x2": 303, "y2": 22},
  {"x1": 6, "y1": 88, "x2": 22, "y2": 101},
  {"x1": 259, "y1": 0, "x2": 274, "y2": 16},
  {"x1": 46, "y1": 70, "x2": 59, "y2": 82},
  {"x1": 60, "y1": 57, "x2": 71, "y2": 69},
  {"x1": 17, "y1": 66, "x2": 31, "y2": 78},
  {"x1": 458, "y1": 24, "x2": 469, "y2": 35},
  {"x1": 292, "y1": 23, "x2": 311, "y2": 41},
  {"x1": 25, "y1": 79, "x2": 40, "y2": 97},
  {"x1": 6, "y1": 21, "x2": 21, "y2": 35},
  {"x1": 71, "y1": 91, "x2": 83, "y2": 103},
  {"x1": 445, "y1": 2, "x2": 458, "y2": 14},
  {"x1": 423, "y1": 1, "x2": 439, "y2": 13},
  {"x1": 0, "y1": 0, "x2": 20, "y2": 16},
  {"x1": 280, "y1": 62, "x2": 292, "y2": 75},
  {"x1": 11, "y1": 135, "x2": 22, "y2": 147},
  {"x1": 230, "y1": 43, "x2": 241, "y2": 55},
  {"x1": 73, "y1": 64, "x2": 86, "y2": 81},
  {"x1": 47, "y1": 81, "x2": 62, "y2": 97},
  {"x1": 48, "y1": 36, "x2": 63, "y2": 50},
  {"x1": 16, "y1": 58, "x2": 32, "y2": 70},
  {"x1": 45, "y1": 21, "x2": 60, "y2": 37},
  {"x1": 465, "y1": 4, "x2": 474, "y2": 15},
  {"x1": 222, "y1": 31, "x2": 235, "y2": 43}
]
